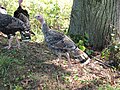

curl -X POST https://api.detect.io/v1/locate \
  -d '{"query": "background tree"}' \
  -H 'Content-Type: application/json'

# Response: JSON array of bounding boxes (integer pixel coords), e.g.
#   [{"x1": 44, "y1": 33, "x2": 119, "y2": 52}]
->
[{"x1": 68, "y1": 0, "x2": 120, "y2": 50}]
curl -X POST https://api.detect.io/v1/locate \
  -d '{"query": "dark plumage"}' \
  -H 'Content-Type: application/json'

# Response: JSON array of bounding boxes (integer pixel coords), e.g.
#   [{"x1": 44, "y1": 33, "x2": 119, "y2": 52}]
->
[
  {"x1": 0, "y1": 5, "x2": 7, "y2": 37},
  {"x1": 35, "y1": 14, "x2": 91, "y2": 67},
  {"x1": 0, "y1": 12, "x2": 30, "y2": 49},
  {"x1": 14, "y1": 0, "x2": 34, "y2": 36},
  {"x1": 14, "y1": 2, "x2": 29, "y2": 19}
]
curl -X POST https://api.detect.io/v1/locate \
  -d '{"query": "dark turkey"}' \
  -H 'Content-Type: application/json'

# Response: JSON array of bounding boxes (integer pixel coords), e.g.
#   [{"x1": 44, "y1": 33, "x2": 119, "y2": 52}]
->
[
  {"x1": 0, "y1": 5, "x2": 7, "y2": 37},
  {"x1": 0, "y1": 12, "x2": 30, "y2": 49},
  {"x1": 35, "y1": 14, "x2": 91, "y2": 67},
  {"x1": 14, "y1": 0, "x2": 34, "y2": 38}
]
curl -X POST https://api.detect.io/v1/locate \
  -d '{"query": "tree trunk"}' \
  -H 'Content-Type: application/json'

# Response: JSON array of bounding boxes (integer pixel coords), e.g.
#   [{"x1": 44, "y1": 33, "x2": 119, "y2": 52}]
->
[{"x1": 68, "y1": 0, "x2": 119, "y2": 50}]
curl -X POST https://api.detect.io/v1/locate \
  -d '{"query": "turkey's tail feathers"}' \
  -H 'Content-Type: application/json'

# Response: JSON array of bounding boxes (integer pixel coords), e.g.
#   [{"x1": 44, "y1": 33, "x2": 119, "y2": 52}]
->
[{"x1": 73, "y1": 47, "x2": 91, "y2": 66}]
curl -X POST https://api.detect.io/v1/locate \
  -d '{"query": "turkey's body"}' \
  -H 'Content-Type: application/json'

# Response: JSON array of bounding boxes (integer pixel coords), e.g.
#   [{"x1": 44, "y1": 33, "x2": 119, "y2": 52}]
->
[
  {"x1": 14, "y1": 4, "x2": 32, "y2": 40},
  {"x1": 0, "y1": 5, "x2": 7, "y2": 36},
  {"x1": 42, "y1": 23, "x2": 91, "y2": 66},
  {"x1": 0, "y1": 13, "x2": 30, "y2": 49},
  {"x1": 0, "y1": 13, "x2": 28, "y2": 37},
  {"x1": 43, "y1": 25, "x2": 75, "y2": 53},
  {"x1": 35, "y1": 14, "x2": 91, "y2": 67}
]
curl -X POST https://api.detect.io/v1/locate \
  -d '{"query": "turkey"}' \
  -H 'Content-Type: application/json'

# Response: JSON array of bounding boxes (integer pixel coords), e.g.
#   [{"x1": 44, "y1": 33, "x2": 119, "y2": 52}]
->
[
  {"x1": 14, "y1": 0, "x2": 34, "y2": 37},
  {"x1": 35, "y1": 14, "x2": 91, "y2": 67},
  {"x1": 0, "y1": 5, "x2": 7, "y2": 36},
  {"x1": 0, "y1": 12, "x2": 31, "y2": 49}
]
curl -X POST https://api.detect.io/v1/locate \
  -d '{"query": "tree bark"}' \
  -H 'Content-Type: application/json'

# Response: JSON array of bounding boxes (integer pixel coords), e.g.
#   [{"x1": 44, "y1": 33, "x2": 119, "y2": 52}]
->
[{"x1": 68, "y1": 0, "x2": 119, "y2": 50}]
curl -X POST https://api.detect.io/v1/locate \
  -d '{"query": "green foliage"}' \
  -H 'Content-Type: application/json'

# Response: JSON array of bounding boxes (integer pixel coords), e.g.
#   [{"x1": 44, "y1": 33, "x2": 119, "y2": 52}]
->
[
  {"x1": 101, "y1": 25, "x2": 120, "y2": 70},
  {"x1": 101, "y1": 48, "x2": 110, "y2": 60},
  {"x1": 14, "y1": 85, "x2": 23, "y2": 90},
  {"x1": 70, "y1": 32, "x2": 90, "y2": 46},
  {"x1": 77, "y1": 40, "x2": 86, "y2": 51},
  {"x1": 29, "y1": 0, "x2": 72, "y2": 42},
  {"x1": 0, "y1": 54, "x2": 19, "y2": 78},
  {"x1": 0, "y1": 0, "x2": 72, "y2": 42},
  {"x1": 0, "y1": 53, "x2": 21, "y2": 89},
  {"x1": 85, "y1": 49, "x2": 94, "y2": 56},
  {"x1": 70, "y1": 33, "x2": 94, "y2": 55},
  {"x1": 98, "y1": 84, "x2": 120, "y2": 90}
]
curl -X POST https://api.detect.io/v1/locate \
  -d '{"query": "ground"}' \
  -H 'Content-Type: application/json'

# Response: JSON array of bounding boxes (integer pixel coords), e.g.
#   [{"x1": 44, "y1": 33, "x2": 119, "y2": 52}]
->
[{"x1": 0, "y1": 36, "x2": 120, "y2": 90}]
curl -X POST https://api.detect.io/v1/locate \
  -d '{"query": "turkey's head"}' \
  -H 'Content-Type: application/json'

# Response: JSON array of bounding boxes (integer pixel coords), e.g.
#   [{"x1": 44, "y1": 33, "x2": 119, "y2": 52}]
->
[
  {"x1": 35, "y1": 14, "x2": 45, "y2": 25},
  {"x1": 18, "y1": 0, "x2": 23, "y2": 6}
]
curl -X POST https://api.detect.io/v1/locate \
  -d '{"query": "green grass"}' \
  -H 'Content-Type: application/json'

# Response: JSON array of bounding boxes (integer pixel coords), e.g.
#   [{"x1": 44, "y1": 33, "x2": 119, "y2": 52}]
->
[{"x1": 98, "y1": 84, "x2": 120, "y2": 90}]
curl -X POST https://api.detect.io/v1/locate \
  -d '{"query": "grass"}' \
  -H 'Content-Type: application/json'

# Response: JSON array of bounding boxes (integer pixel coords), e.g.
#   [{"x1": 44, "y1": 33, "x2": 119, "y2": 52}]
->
[{"x1": 0, "y1": 37, "x2": 120, "y2": 90}]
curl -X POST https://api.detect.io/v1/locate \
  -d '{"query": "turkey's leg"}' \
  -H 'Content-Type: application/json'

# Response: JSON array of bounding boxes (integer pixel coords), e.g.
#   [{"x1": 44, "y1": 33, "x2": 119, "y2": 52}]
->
[
  {"x1": 57, "y1": 53, "x2": 62, "y2": 62},
  {"x1": 8, "y1": 36, "x2": 14, "y2": 49},
  {"x1": 4, "y1": 36, "x2": 14, "y2": 49},
  {"x1": 15, "y1": 36, "x2": 20, "y2": 49},
  {"x1": 66, "y1": 52, "x2": 72, "y2": 68}
]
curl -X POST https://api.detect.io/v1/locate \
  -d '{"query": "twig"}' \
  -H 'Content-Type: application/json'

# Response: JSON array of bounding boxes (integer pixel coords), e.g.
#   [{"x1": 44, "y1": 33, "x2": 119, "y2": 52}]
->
[{"x1": 91, "y1": 55, "x2": 113, "y2": 68}]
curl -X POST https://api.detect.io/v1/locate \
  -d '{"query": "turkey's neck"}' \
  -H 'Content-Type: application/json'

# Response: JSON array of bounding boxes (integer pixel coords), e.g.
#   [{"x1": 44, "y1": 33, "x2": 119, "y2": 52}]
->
[
  {"x1": 41, "y1": 21, "x2": 49, "y2": 35},
  {"x1": 18, "y1": 0, "x2": 22, "y2": 7},
  {"x1": 41, "y1": 20, "x2": 46, "y2": 27},
  {"x1": 19, "y1": 2, "x2": 22, "y2": 7}
]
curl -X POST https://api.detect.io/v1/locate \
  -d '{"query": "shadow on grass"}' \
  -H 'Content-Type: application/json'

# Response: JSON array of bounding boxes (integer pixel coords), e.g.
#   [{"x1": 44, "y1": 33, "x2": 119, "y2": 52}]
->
[{"x1": 0, "y1": 40, "x2": 72, "y2": 90}]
